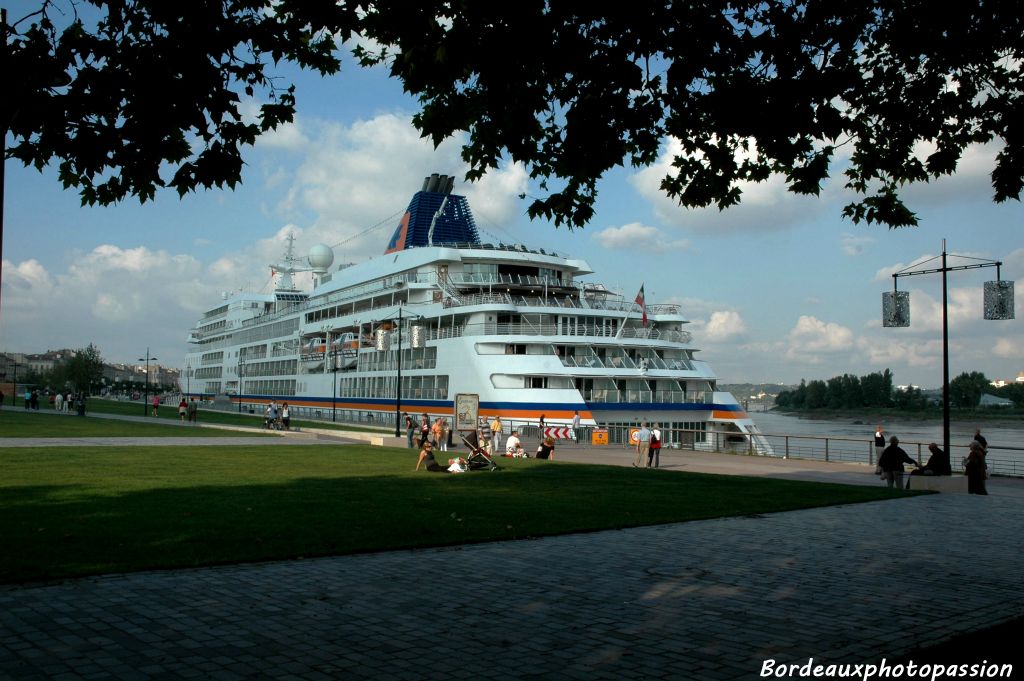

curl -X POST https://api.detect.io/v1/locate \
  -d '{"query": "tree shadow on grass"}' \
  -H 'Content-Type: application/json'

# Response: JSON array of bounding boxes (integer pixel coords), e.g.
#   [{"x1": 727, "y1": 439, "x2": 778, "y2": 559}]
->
[{"x1": 0, "y1": 463, "x2": 901, "y2": 584}]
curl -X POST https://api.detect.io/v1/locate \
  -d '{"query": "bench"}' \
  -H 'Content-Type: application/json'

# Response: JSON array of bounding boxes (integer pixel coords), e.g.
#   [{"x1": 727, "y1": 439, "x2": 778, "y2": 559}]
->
[{"x1": 906, "y1": 475, "x2": 968, "y2": 493}]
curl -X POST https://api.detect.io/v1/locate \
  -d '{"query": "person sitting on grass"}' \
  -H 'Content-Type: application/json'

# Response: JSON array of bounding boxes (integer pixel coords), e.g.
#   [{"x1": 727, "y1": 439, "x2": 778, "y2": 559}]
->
[
  {"x1": 416, "y1": 442, "x2": 447, "y2": 472},
  {"x1": 505, "y1": 431, "x2": 524, "y2": 457},
  {"x1": 536, "y1": 436, "x2": 556, "y2": 460}
]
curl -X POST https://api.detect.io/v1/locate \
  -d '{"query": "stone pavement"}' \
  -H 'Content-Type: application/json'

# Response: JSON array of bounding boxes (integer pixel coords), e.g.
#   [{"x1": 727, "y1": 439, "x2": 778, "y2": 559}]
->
[{"x1": 2, "y1": 430, "x2": 1023, "y2": 679}]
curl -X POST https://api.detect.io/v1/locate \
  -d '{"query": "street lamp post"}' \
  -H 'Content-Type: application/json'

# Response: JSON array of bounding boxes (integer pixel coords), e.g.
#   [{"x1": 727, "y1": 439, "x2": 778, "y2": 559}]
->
[
  {"x1": 185, "y1": 361, "x2": 191, "y2": 398},
  {"x1": 238, "y1": 354, "x2": 245, "y2": 413},
  {"x1": 883, "y1": 240, "x2": 1014, "y2": 459},
  {"x1": 137, "y1": 348, "x2": 158, "y2": 416}
]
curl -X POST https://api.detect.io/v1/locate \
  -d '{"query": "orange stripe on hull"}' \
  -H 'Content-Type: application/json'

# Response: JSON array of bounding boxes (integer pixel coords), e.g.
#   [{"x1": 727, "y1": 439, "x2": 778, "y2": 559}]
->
[{"x1": 712, "y1": 410, "x2": 748, "y2": 420}]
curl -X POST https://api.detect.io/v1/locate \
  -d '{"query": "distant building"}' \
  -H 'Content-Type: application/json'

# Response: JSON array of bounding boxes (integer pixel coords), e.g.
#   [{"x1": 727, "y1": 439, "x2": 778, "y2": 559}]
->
[{"x1": 980, "y1": 393, "x2": 1013, "y2": 408}]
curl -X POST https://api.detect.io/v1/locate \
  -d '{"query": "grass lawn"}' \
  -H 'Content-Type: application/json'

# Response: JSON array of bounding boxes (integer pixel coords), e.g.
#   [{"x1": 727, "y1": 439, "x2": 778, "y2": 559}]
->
[
  {"x1": 0, "y1": 409, "x2": 273, "y2": 438},
  {"x1": 0, "y1": 443, "x2": 918, "y2": 583},
  {"x1": 84, "y1": 397, "x2": 391, "y2": 433}
]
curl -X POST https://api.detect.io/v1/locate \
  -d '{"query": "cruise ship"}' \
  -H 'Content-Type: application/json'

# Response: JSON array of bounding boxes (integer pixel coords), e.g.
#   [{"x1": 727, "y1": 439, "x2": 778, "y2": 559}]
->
[{"x1": 182, "y1": 173, "x2": 771, "y2": 452}]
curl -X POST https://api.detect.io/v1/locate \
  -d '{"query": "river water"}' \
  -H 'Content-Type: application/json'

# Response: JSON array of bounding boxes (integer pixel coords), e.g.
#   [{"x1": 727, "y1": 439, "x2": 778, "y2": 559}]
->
[{"x1": 748, "y1": 411, "x2": 1023, "y2": 476}]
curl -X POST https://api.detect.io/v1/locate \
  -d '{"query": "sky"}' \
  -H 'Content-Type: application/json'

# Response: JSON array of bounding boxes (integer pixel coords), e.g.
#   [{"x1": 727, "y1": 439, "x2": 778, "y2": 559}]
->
[{"x1": 1, "y1": 19, "x2": 1022, "y2": 389}]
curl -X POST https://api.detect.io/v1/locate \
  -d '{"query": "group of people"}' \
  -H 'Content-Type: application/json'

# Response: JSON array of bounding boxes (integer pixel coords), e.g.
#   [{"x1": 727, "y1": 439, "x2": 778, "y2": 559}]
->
[
  {"x1": 176, "y1": 397, "x2": 201, "y2": 424},
  {"x1": 263, "y1": 400, "x2": 291, "y2": 430},
  {"x1": 405, "y1": 413, "x2": 455, "y2": 451},
  {"x1": 3, "y1": 389, "x2": 85, "y2": 414},
  {"x1": 633, "y1": 422, "x2": 663, "y2": 468},
  {"x1": 413, "y1": 412, "x2": 561, "y2": 473},
  {"x1": 874, "y1": 424, "x2": 989, "y2": 495}
]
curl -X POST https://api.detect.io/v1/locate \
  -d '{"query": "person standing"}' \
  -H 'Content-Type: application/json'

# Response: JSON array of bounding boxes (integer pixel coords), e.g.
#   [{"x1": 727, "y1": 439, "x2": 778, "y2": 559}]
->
[
  {"x1": 878, "y1": 436, "x2": 917, "y2": 489},
  {"x1": 965, "y1": 441, "x2": 988, "y2": 495},
  {"x1": 187, "y1": 397, "x2": 199, "y2": 424},
  {"x1": 634, "y1": 422, "x2": 652, "y2": 467},
  {"x1": 873, "y1": 425, "x2": 886, "y2": 472},
  {"x1": 281, "y1": 402, "x2": 290, "y2": 430},
  {"x1": 648, "y1": 423, "x2": 662, "y2": 468},
  {"x1": 404, "y1": 412, "x2": 415, "y2": 448},
  {"x1": 24, "y1": 389, "x2": 31, "y2": 410},
  {"x1": 63, "y1": 391, "x2": 71, "y2": 413},
  {"x1": 54, "y1": 391, "x2": 64, "y2": 413},
  {"x1": 151, "y1": 394, "x2": 160, "y2": 417},
  {"x1": 438, "y1": 418, "x2": 450, "y2": 452},
  {"x1": 973, "y1": 429, "x2": 988, "y2": 453},
  {"x1": 478, "y1": 416, "x2": 493, "y2": 455},
  {"x1": 571, "y1": 410, "x2": 581, "y2": 441},
  {"x1": 178, "y1": 397, "x2": 188, "y2": 422},
  {"x1": 419, "y1": 413, "x2": 431, "y2": 448},
  {"x1": 491, "y1": 415, "x2": 503, "y2": 453}
]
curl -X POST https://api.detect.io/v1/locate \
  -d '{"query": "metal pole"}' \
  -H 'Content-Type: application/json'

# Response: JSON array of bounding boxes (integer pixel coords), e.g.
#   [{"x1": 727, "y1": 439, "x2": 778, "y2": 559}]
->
[
  {"x1": 941, "y1": 241, "x2": 950, "y2": 465},
  {"x1": 332, "y1": 366, "x2": 337, "y2": 422},
  {"x1": 142, "y1": 349, "x2": 149, "y2": 416},
  {"x1": 395, "y1": 307, "x2": 403, "y2": 437},
  {"x1": 238, "y1": 355, "x2": 243, "y2": 413}
]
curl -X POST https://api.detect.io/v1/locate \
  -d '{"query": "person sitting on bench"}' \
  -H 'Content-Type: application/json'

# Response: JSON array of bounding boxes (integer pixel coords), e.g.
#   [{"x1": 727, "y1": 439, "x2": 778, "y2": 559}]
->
[{"x1": 916, "y1": 443, "x2": 951, "y2": 476}]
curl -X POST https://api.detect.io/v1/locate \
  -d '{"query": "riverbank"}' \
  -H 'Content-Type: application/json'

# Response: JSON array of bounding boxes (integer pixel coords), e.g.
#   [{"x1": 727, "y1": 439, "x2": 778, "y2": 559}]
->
[{"x1": 771, "y1": 406, "x2": 1023, "y2": 427}]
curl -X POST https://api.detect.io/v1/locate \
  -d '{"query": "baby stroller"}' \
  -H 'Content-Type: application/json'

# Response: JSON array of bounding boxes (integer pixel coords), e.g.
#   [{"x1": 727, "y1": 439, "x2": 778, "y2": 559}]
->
[{"x1": 459, "y1": 433, "x2": 500, "y2": 471}]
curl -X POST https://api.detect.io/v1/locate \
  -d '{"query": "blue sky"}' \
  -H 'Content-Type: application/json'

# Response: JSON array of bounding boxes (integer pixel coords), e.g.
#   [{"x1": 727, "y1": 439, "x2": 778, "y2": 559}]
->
[{"x1": 1, "y1": 24, "x2": 1022, "y2": 388}]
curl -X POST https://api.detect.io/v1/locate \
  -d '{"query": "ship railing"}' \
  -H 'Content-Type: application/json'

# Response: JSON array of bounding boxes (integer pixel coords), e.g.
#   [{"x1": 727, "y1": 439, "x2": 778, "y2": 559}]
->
[
  {"x1": 457, "y1": 322, "x2": 692, "y2": 344},
  {"x1": 580, "y1": 390, "x2": 705, "y2": 403}
]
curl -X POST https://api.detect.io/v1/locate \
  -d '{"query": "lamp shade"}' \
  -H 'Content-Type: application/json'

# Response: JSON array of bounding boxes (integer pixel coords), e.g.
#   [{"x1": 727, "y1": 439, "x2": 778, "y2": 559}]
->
[
  {"x1": 374, "y1": 329, "x2": 391, "y2": 351},
  {"x1": 882, "y1": 291, "x2": 910, "y2": 327},
  {"x1": 983, "y1": 281, "x2": 1015, "y2": 320},
  {"x1": 410, "y1": 325, "x2": 426, "y2": 349}
]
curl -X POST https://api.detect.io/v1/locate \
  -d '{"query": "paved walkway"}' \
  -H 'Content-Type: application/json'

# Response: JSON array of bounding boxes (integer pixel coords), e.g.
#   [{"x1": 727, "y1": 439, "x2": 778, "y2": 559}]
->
[{"x1": 2, "y1": 426, "x2": 1023, "y2": 679}]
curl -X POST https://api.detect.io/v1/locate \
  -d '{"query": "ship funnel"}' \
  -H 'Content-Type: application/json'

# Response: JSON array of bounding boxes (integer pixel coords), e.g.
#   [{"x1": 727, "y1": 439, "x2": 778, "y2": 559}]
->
[{"x1": 421, "y1": 173, "x2": 454, "y2": 195}]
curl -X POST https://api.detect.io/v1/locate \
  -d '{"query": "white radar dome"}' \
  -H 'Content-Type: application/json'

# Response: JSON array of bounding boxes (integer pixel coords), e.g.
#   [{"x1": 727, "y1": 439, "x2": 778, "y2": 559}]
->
[{"x1": 307, "y1": 244, "x2": 335, "y2": 271}]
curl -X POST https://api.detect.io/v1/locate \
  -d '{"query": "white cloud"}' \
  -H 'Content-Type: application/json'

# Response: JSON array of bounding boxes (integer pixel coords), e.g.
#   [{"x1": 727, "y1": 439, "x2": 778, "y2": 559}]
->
[
  {"x1": 628, "y1": 137, "x2": 832, "y2": 233},
  {"x1": 840, "y1": 233, "x2": 874, "y2": 256},
  {"x1": 992, "y1": 337, "x2": 1023, "y2": 359},
  {"x1": 0, "y1": 246, "x2": 237, "y2": 365},
  {"x1": 703, "y1": 310, "x2": 748, "y2": 342},
  {"x1": 785, "y1": 316, "x2": 854, "y2": 362},
  {"x1": 276, "y1": 113, "x2": 528, "y2": 260},
  {"x1": 856, "y1": 336, "x2": 944, "y2": 368},
  {"x1": 592, "y1": 222, "x2": 690, "y2": 252}
]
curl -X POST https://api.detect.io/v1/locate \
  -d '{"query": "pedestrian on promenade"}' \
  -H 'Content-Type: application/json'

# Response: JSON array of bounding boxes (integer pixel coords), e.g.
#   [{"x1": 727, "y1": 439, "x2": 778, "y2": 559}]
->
[
  {"x1": 31, "y1": 389, "x2": 39, "y2": 410},
  {"x1": 478, "y1": 417, "x2": 493, "y2": 455},
  {"x1": 404, "y1": 413, "x2": 415, "y2": 448},
  {"x1": 62, "y1": 391, "x2": 71, "y2": 412},
  {"x1": 419, "y1": 413, "x2": 431, "y2": 448},
  {"x1": 281, "y1": 402, "x2": 290, "y2": 430},
  {"x1": 634, "y1": 422, "x2": 652, "y2": 467},
  {"x1": 178, "y1": 397, "x2": 188, "y2": 422},
  {"x1": 187, "y1": 397, "x2": 199, "y2": 424},
  {"x1": 54, "y1": 391, "x2": 64, "y2": 413},
  {"x1": 151, "y1": 394, "x2": 160, "y2": 417},
  {"x1": 648, "y1": 423, "x2": 662, "y2": 468},
  {"x1": 973, "y1": 428, "x2": 988, "y2": 453},
  {"x1": 965, "y1": 441, "x2": 988, "y2": 495},
  {"x1": 878, "y1": 436, "x2": 917, "y2": 489},
  {"x1": 24, "y1": 389, "x2": 31, "y2": 410},
  {"x1": 491, "y1": 416, "x2": 503, "y2": 453},
  {"x1": 873, "y1": 425, "x2": 886, "y2": 473},
  {"x1": 572, "y1": 410, "x2": 580, "y2": 441}
]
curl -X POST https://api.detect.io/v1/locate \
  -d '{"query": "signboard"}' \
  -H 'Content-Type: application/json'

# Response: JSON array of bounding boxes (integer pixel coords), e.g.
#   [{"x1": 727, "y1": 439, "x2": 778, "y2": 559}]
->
[
  {"x1": 454, "y1": 393, "x2": 479, "y2": 432},
  {"x1": 543, "y1": 427, "x2": 574, "y2": 439},
  {"x1": 629, "y1": 427, "x2": 640, "y2": 444},
  {"x1": 591, "y1": 428, "x2": 609, "y2": 445}
]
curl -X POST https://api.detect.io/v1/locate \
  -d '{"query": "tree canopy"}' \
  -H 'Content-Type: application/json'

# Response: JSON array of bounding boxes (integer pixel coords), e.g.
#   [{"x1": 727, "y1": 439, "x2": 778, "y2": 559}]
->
[{"x1": 6, "y1": 1, "x2": 1024, "y2": 227}]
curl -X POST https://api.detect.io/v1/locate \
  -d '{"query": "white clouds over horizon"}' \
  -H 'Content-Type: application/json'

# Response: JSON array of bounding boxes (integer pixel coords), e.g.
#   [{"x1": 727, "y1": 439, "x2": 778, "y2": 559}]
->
[{"x1": 592, "y1": 222, "x2": 690, "y2": 252}]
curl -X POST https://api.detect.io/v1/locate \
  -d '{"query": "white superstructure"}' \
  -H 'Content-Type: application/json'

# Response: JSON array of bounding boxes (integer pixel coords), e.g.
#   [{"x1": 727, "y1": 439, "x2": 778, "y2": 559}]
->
[{"x1": 182, "y1": 173, "x2": 771, "y2": 452}]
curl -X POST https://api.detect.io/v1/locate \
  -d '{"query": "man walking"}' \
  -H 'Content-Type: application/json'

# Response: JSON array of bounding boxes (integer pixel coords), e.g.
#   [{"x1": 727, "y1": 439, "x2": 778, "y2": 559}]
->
[{"x1": 634, "y1": 422, "x2": 652, "y2": 467}]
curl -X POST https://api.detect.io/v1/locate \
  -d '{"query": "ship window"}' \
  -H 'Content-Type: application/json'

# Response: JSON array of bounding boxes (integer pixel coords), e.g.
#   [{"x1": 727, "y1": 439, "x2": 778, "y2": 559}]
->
[
  {"x1": 528, "y1": 376, "x2": 548, "y2": 389},
  {"x1": 505, "y1": 344, "x2": 526, "y2": 355}
]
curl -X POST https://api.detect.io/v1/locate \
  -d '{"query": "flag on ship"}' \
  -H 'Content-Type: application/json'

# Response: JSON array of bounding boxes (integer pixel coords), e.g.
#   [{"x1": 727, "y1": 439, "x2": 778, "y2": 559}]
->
[{"x1": 635, "y1": 284, "x2": 647, "y2": 327}]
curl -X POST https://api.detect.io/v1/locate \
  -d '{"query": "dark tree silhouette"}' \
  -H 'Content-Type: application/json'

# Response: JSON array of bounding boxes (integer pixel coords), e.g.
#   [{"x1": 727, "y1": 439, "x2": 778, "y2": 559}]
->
[{"x1": 6, "y1": 1, "x2": 1023, "y2": 227}]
